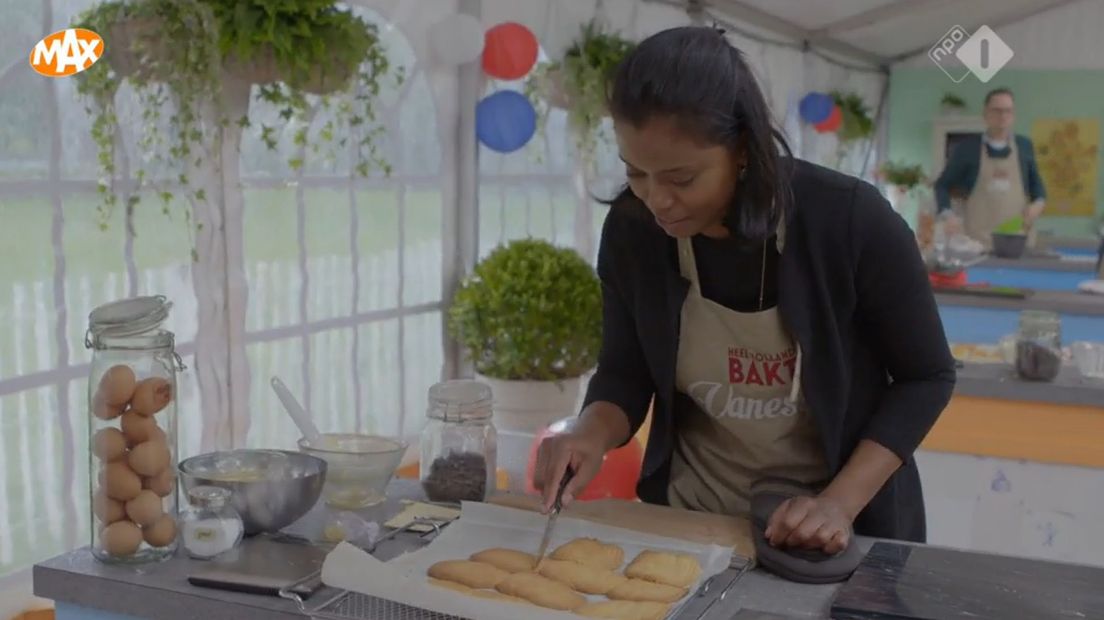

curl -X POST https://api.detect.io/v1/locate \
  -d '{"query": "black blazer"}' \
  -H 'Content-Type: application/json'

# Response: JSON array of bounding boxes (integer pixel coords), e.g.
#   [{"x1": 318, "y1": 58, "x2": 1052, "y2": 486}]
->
[{"x1": 582, "y1": 159, "x2": 957, "y2": 542}]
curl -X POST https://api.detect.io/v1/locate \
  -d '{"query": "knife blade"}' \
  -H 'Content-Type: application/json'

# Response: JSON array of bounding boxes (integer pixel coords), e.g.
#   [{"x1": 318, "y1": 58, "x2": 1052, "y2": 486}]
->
[{"x1": 534, "y1": 466, "x2": 575, "y2": 568}]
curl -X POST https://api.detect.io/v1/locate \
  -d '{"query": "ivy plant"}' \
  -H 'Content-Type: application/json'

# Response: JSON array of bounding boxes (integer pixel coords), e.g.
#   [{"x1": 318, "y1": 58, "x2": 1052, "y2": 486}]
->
[
  {"x1": 448, "y1": 239, "x2": 602, "y2": 382},
  {"x1": 526, "y1": 20, "x2": 635, "y2": 166},
  {"x1": 830, "y1": 90, "x2": 875, "y2": 143},
  {"x1": 205, "y1": 0, "x2": 399, "y2": 176},
  {"x1": 879, "y1": 160, "x2": 926, "y2": 191},
  {"x1": 72, "y1": 0, "x2": 399, "y2": 231},
  {"x1": 941, "y1": 92, "x2": 967, "y2": 109},
  {"x1": 73, "y1": 0, "x2": 220, "y2": 228}
]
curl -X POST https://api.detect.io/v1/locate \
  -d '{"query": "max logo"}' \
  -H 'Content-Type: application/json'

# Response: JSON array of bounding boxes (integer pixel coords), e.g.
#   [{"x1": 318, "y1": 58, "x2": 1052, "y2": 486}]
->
[{"x1": 29, "y1": 28, "x2": 104, "y2": 77}]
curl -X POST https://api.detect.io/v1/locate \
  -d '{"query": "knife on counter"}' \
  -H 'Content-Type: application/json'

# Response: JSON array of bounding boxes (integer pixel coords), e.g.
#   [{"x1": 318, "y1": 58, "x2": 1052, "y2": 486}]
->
[{"x1": 534, "y1": 466, "x2": 575, "y2": 569}]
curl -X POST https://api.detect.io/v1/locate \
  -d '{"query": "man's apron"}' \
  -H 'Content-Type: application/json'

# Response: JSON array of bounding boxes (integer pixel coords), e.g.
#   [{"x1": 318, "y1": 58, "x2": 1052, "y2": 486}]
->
[{"x1": 964, "y1": 141, "x2": 1031, "y2": 249}]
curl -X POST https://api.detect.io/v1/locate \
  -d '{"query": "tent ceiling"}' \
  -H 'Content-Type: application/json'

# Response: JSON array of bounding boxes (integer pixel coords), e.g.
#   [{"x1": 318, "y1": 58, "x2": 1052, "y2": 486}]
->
[{"x1": 704, "y1": 0, "x2": 1081, "y2": 64}]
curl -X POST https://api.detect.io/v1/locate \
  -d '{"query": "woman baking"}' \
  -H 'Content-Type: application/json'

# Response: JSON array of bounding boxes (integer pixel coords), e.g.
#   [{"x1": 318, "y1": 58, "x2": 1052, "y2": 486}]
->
[{"x1": 533, "y1": 26, "x2": 956, "y2": 556}]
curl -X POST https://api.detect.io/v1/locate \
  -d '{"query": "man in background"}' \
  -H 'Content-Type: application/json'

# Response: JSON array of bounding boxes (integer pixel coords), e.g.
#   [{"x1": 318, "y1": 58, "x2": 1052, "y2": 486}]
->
[{"x1": 934, "y1": 88, "x2": 1047, "y2": 248}]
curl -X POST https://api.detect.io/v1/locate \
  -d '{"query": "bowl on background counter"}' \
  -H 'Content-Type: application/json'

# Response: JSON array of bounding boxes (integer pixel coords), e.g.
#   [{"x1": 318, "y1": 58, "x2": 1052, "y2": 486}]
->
[
  {"x1": 297, "y1": 433, "x2": 407, "y2": 509},
  {"x1": 991, "y1": 232, "x2": 1028, "y2": 259},
  {"x1": 178, "y1": 449, "x2": 326, "y2": 535}
]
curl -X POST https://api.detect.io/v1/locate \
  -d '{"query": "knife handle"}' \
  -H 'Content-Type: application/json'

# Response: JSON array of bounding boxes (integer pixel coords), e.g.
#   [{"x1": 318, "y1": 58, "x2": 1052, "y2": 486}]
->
[{"x1": 553, "y1": 465, "x2": 575, "y2": 512}]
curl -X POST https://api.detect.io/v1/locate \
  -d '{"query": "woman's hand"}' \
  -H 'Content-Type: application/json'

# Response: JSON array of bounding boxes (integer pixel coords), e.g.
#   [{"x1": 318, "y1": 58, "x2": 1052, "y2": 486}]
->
[
  {"x1": 532, "y1": 430, "x2": 607, "y2": 513},
  {"x1": 764, "y1": 494, "x2": 854, "y2": 555}
]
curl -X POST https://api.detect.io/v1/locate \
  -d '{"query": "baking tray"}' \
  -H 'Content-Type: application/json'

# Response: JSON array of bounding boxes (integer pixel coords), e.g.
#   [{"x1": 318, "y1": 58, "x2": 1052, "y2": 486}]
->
[{"x1": 281, "y1": 518, "x2": 753, "y2": 620}]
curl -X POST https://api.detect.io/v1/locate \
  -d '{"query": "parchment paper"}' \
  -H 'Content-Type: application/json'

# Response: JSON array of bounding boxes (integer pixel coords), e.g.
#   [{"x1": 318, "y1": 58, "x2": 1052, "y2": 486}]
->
[{"x1": 321, "y1": 501, "x2": 734, "y2": 620}]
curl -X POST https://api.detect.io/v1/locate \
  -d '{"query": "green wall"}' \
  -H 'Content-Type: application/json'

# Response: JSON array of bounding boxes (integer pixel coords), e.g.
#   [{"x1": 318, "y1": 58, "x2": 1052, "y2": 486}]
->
[{"x1": 887, "y1": 67, "x2": 1104, "y2": 239}]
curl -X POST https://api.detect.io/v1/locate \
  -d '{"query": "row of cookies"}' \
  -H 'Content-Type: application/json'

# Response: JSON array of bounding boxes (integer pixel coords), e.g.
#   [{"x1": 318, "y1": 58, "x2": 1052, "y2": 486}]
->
[{"x1": 425, "y1": 537, "x2": 703, "y2": 620}]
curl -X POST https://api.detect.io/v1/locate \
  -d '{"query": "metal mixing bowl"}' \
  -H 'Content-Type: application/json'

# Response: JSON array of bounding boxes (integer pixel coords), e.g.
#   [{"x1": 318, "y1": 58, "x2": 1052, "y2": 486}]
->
[{"x1": 178, "y1": 449, "x2": 326, "y2": 535}]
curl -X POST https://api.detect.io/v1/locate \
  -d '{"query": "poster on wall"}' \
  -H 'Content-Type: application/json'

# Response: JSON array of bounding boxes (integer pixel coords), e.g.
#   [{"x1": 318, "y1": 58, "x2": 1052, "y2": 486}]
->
[{"x1": 1030, "y1": 118, "x2": 1100, "y2": 217}]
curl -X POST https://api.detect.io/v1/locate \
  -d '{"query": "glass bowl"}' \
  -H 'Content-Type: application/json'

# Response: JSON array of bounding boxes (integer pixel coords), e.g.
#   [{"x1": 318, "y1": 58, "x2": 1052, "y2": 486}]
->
[{"x1": 297, "y1": 433, "x2": 407, "y2": 509}]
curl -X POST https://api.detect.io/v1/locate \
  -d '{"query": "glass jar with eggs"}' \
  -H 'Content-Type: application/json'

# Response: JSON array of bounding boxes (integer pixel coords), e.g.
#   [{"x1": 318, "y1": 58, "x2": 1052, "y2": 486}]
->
[{"x1": 86, "y1": 296, "x2": 184, "y2": 564}]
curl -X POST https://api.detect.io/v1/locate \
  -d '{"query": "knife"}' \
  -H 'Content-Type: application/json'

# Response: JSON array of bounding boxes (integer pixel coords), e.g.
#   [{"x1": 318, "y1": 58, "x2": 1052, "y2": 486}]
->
[{"x1": 534, "y1": 466, "x2": 575, "y2": 569}]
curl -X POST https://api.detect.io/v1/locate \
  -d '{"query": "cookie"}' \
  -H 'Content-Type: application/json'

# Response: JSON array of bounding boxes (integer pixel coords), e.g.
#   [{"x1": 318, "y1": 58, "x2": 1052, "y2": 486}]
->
[
  {"x1": 470, "y1": 547, "x2": 537, "y2": 573},
  {"x1": 537, "y1": 558, "x2": 627, "y2": 595},
  {"x1": 607, "y1": 578, "x2": 688, "y2": 603},
  {"x1": 623, "y1": 550, "x2": 702, "y2": 588},
  {"x1": 429, "y1": 577, "x2": 528, "y2": 606},
  {"x1": 550, "y1": 537, "x2": 624, "y2": 571},
  {"x1": 426, "y1": 560, "x2": 508, "y2": 589},
  {"x1": 576, "y1": 600, "x2": 672, "y2": 620},
  {"x1": 469, "y1": 589, "x2": 529, "y2": 605},
  {"x1": 427, "y1": 577, "x2": 472, "y2": 593},
  {"x1": 495, "y1": 572, "x2": 586, "y2": 611}
]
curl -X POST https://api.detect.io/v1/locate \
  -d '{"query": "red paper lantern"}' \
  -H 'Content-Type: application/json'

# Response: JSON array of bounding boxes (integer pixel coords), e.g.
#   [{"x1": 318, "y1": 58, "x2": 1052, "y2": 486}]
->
[
  {"x1": 482, "y1": 22, "x2": 539, "y2": 80},
  {"x1": 814, "y1": 105, "x2": 842, "y2": 133},
  {"x1": 525, "y1": 418, "x2": 643, "y2": 501}
]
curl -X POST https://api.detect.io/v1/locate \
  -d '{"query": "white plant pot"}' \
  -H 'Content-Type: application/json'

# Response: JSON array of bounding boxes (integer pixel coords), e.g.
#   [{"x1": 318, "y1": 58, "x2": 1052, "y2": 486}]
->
[
  {"x1": 476, "y1": 375, "x2": 583, "y2": 435},
  {"x1": 476, "y1": 375, "x2": 584, "y2": 492}
]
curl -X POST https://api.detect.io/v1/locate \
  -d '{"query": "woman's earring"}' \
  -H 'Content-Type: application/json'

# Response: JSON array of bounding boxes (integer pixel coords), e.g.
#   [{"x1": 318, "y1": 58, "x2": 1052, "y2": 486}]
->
[{"x1": 739, "y1": 165, "x2": 748, "y2": 180}]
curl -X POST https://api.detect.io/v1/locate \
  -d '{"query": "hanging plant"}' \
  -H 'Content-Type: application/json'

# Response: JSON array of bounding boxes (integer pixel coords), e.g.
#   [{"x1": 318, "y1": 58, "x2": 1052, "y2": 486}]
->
[
  {"x1": 879, "y1": 160, "x2": 927, "y2": 192},
  {"x1": 829, "y1": 90, "x2": 874, "y2": 143},
  {"x1": 941, "y1": 92, "x2": 967, "y2": 110},
  {"x1": 73, "y1": 0, "x2": 220, "y2": 228},
  {"x1": 72, "y1": 0, "x2": 399, "y2": 230},
  {"x1": 206, "y1": 0, "x2": 399, "y2": 177},
  {"x1": 525, "y1": 20, "x2": 635, "y2": 166}
]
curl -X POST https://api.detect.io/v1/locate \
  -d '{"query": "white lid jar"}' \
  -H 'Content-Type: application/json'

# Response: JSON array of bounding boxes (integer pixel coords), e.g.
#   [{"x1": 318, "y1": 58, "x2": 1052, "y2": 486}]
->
[
  {"x1": 86, "y1": 295, "x2": 184, "y2": 564},
  {"x1": 419, "y1": 380, "x2": 497, "y2": 503}
]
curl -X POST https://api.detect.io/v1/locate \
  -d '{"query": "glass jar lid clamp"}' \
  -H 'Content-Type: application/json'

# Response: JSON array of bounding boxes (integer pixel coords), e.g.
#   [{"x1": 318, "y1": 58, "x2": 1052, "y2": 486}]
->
[
  {"x1": 85, "y1": 295, "x2": 186, "y2": 368},
  {"x1": 427, "y1": 380, "x2": 492, "y2": 422}
]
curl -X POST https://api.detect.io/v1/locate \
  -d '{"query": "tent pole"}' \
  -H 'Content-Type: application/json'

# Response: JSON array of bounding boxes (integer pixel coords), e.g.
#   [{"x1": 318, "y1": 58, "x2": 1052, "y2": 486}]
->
[{"x1": 441, "y1": 0, "x2": 482, "y2": 381}]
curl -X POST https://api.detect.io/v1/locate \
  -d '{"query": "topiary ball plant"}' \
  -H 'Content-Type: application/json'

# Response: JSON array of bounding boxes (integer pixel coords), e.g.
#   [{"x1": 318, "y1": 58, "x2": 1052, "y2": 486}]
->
[{"x1": 448, "y1": 239, "x2": 602, "y2": 382}]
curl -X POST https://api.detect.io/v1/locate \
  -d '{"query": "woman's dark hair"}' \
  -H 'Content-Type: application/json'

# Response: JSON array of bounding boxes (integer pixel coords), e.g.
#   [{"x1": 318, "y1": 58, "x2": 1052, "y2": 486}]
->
[{"x1": 605, "y1": 26, "x2": 793, "y2": 241}]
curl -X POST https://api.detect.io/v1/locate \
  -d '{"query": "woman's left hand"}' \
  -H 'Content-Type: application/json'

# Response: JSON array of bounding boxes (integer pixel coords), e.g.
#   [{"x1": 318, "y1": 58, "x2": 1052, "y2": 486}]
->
[{"x1": 764, "y1": 495, "x2": 853, "y2": 555}]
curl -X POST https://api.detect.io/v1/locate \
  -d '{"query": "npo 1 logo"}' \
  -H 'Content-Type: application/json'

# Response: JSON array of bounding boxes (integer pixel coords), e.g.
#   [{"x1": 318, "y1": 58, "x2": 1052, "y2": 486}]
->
[
  {"x1": 929, "y1": 25, "x2": 1013, "y2": 83},
  {"x1": 29, "y1": 28, "x2": 104, "y2": 77}
]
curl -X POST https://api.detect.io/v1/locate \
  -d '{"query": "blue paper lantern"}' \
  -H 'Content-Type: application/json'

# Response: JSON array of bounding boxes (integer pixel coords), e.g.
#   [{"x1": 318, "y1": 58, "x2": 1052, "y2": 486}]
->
[
  {"x1": 476, "y1": 90, "x2": 536, "y2": 153},
  {"x1": 799, "y1": 92, "x2": 834, "y2": 124}
]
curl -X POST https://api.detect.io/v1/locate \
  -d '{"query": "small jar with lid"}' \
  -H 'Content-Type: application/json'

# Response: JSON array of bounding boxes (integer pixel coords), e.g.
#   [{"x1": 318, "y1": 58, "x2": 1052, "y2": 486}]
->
[
  {"x1": 420, "y1": 380, "x2": 497, "y2": 503},
  {"x1": 1014, "y1": 310, "x2": 1062, "y2": 382},
  {"x1": 179, "y1": 486, "x2": 244, "y2": 559},
  {"x1": 86, "y1": 295, "x2": 184, "y2": 564}
]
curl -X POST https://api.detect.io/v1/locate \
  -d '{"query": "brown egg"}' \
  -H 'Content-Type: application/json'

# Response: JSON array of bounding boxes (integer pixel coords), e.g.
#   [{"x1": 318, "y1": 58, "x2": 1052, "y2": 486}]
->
[
  {"x1": 143, "y1": 468, "x2": 175, "y2": 497},
  {"x1": 125, "y1": 490, "x2": 163, "y2": 527},
  {"x1": 99, "y1": 365, "x2": 137, "y2": 406},
  {"x1": 92, "y1": 394, "x2": 125, "y2": 421},
  {"x1": 128, "y1": 439, "x2": 171, "y2": 477},
  {"x1": 121, "y1": 411, "x2": 159, "y2": 445},
  {"x1": 143, "y1": 514, "x2": 177, "y2": 548},
  {"x1": 92, "y1": 427, "x2": 127, "y2": 462},
  {"x1": 130, "y1": 377, "x2": 172, "y2": 416},
  {"x1": 102, "y1": 462, "x2": 142, "y2": 501},
  {"x1": 101, "y1": 520, "x2": 142, "y2": 557},
  {"x1": 92, "y1": 489, "x2": 126, "y2": 524}
]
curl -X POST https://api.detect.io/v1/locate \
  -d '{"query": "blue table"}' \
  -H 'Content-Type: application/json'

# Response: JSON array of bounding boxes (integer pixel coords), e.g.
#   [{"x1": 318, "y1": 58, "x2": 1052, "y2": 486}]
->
[{"x1": 966, "y1": 267, "x2": 1091, "y2": 292}]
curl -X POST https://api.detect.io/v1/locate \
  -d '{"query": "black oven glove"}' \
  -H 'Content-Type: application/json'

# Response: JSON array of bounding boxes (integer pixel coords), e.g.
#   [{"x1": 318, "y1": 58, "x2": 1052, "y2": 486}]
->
[{"x1": 750, "y1": 478, "x2": 864, "y2": 584}]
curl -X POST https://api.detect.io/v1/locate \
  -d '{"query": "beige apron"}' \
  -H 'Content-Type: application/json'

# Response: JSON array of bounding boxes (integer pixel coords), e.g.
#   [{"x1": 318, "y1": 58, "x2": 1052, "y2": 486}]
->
[
  {"x1": 666, "y1": 232, "x2": 830, "y2": 516},
  {"x1": 964, "y1": 140, "x2": 1031, "y2": 249}
]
